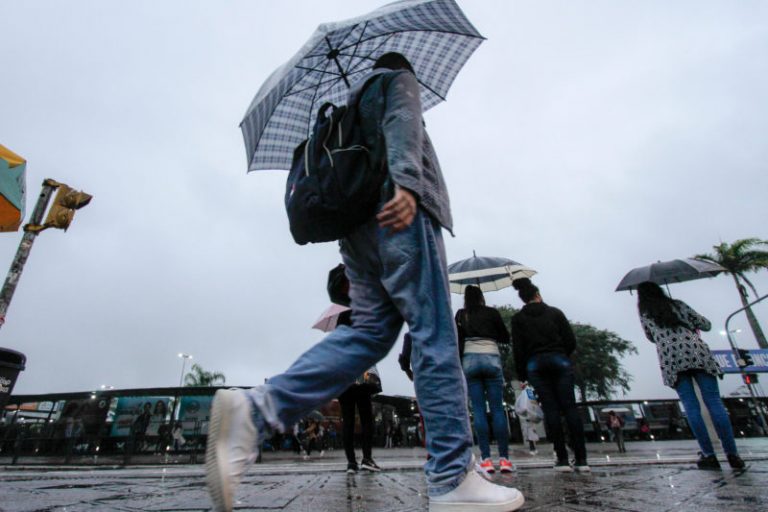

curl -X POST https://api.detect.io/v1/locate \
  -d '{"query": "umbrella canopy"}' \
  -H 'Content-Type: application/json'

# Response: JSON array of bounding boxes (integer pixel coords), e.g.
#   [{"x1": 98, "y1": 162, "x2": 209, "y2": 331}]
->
[
  {"x1": 601, "y1": 407, "x2": 631, "y2": 414},
  {"x1": 615, "y1": 258, "x2": 726, "y2": 292},
  {"x1": 240, "y1": 0, "x2": 484, "y2": 172},
  {"x1": 0, "y1": 144, "x2": 26, "y2": 232},
  {"x1": 312, "y1": 303, "x2": 351, "y2": 332},
  {"x1": 447, "y1": 253, "x2": 537, "y2": 294}
]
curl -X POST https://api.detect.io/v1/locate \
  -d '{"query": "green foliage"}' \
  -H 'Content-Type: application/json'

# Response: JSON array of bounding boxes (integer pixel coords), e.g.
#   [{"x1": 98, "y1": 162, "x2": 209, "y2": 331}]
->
[
  {"x1": 495, "y1": 304, "x2": 637, "y2": 402},
  {"x1": 184, "y1": 363, "x2": 226, "y2": 387},
  {"x1": 496, "y1": 305, "x2": 519, "y2": 404},
  {"x1": 696, "y1": 237, "x2": 768, "y2": 348},
  {"x1": 570, "y1": 323, "x2": 637, "y2": 402}
]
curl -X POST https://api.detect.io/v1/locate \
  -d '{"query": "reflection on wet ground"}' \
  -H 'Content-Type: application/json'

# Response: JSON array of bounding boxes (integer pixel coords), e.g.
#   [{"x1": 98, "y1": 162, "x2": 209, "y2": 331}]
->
[{"x1": 1, "y1": 441, "x2": 767, "y2": 511}]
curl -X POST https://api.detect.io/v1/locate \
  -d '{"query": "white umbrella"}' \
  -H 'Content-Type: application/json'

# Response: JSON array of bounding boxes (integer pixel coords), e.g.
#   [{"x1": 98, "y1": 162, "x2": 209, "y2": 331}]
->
[{"x1": 448, "y1": 252, "x2": 537, "y2": 294}]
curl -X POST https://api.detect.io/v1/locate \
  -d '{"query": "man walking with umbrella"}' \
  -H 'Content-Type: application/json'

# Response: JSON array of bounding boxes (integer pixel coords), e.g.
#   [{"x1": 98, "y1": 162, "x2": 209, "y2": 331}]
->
[{"x1": 205, "y1": 52, "x2": 524, "y2": 512}]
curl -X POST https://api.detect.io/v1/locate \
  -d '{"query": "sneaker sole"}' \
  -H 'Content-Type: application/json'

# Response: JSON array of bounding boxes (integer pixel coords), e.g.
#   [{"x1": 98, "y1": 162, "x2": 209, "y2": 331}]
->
[
  {"x1": 553, "y1": 466, "x2": 573, "y2": 473},
  {"x1": 361, "y1": 465, "x2": 381, "y2": 472},
  {"x1": 429, "y1": 492, "x2": 524, "y2": 512},
  {"x1": 205, "y1": 390, "x2": 235, "y2": 512}
]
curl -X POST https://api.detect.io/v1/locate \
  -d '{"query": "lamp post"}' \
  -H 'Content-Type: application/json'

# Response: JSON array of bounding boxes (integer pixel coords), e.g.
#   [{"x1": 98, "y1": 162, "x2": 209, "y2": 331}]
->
[
  {"x1": 178, "y1": 353, "x2": 193, "y2": 387},
  {"x1": 724, "y1": 295, "x2": 768, "y2": 433},
  {"x1": 174, "y1": 353, "x2": 193, "y2": 429}
]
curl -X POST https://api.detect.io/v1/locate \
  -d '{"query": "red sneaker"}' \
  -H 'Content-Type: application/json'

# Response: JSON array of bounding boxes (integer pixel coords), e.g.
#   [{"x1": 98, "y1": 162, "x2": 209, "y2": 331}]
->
[
  {"x1": 479, "y1": 458, "x2": 495, "y2": 474},
  {"x1": 499, "y1": 458, "x2": 516, "y2": 473}
]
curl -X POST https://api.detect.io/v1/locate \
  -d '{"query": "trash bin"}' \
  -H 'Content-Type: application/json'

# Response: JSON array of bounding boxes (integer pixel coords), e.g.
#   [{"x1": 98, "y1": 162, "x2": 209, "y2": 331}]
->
[{"x1": 0, "y1": 347, "x2": 26, "y2": 411}]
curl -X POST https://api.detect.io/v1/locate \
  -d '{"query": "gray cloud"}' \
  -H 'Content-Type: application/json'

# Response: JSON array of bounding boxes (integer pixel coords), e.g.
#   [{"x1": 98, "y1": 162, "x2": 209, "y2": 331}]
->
[{"x1": 1, "y1": 0, "x2": 766, "y2": 401}]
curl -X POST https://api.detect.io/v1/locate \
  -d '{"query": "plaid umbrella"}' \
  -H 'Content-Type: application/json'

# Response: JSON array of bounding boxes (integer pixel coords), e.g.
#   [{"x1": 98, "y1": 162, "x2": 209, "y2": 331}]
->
[
  {"x1": 240, "y1": 0, "x2": 484, "y2": 172},
  {"x1": 448, "y1": 253, "x2": 537, "y2": 294},
  {"x1": 615, "y1": 258, "x2": 726, "y2": 292}
]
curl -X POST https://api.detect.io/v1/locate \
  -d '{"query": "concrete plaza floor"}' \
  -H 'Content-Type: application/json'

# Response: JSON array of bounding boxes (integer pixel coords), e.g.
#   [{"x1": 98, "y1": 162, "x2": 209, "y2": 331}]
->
[{"x1": 1, "y1": 439, "x2": 767, "y2": 511}]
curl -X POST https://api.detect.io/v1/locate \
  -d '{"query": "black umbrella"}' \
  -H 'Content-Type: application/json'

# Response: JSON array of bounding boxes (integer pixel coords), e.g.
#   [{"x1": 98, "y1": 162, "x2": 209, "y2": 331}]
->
[{"x1": 615, "y1": 258, "x2": 726, "y2": 292}]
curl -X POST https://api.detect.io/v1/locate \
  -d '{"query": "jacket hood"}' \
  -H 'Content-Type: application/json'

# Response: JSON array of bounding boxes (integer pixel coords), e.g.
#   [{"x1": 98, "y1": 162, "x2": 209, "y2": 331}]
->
[
  {"x1": 347, "y1": 68, "x2": 412, "y2": 106},
  {"x1": 521, "y1": 302, "x2": 549, "y2": 317}
]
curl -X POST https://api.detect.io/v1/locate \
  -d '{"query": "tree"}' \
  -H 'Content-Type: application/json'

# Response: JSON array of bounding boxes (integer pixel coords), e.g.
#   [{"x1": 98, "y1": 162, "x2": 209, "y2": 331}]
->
[
  {"x1": 497, "y1": 305, "x2": 519, "y2": 405},
  {"x1": 570, "y1": 324, "x2": 637, "y2": 402},
  {"x1": 696, "y1": 238, "x2": 768, "y2": 349},
  {"x1": 497, "y1": 305, "x2": 636, "y2": 403},
  {"x1": 183, "y1": 363, "x2": 226, "y2": 387}
]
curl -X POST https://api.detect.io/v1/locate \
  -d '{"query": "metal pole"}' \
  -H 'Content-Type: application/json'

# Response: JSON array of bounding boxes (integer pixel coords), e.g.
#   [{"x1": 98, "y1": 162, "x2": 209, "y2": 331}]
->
[
  {"x1": 0, "y1": 179, "x2": 59, "y2": 329},
  {"x1": 179, "y1": 358, "x2": 188, "y2": 388},
  {"x1": 725, "y1": 293, "x2": 768, "y2": 433}
]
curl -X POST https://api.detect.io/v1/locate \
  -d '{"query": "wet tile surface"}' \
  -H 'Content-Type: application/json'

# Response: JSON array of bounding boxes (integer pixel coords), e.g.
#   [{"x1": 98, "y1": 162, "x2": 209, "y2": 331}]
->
[{"x1": 2, "y1": 442, "x2": 767, "y2": 511}]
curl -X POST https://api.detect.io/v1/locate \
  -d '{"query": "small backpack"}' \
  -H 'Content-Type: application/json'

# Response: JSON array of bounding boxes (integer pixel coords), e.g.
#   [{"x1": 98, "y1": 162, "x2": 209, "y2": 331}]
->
[{"x1": 285, "y1": 79, "x2": 388, "y2": 245}]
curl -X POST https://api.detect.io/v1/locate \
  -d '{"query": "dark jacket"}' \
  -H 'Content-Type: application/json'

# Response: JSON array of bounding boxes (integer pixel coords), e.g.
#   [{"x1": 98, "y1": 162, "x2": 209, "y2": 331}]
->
[
  {"x1": 455, "y1": 306, "x2": 510, "y2": 358},
  {"x1": 348, "y1": 68, "x2": 453, "y2": 232},
  {"x1": 510, "y1": 302, "x2": 576, "y2": 381}
]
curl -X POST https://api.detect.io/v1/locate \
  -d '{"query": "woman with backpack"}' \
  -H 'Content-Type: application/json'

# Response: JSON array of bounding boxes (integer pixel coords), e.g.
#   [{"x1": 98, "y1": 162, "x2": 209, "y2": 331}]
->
[
  {"x1": 636, "y1": 281, "x2": 745, "y2": 470},
  {"x1": 455, "y1": 285, "x2": 514, "y2": 474},
  {"x1": 511, "y1": 278, "x2": 590, "y2": 472}
]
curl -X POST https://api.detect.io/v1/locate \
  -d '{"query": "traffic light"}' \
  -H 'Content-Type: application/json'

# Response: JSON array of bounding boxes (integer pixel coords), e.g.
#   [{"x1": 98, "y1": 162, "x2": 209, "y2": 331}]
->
[
  {"x1": 737, "y1": 349, "x2": 754, "y2": 368},
  {"x1": 43, "y1": 184, "x2": 92, "y2": 231},
  {"x1": 743, "y1": 373, "x2": 759, "y2": 385}
]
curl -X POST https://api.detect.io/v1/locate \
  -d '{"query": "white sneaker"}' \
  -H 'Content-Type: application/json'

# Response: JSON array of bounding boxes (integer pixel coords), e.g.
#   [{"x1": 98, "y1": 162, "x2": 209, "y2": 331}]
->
[
  {"x1": 205, "y1": 389, "x2": 259, "y2": 512},
  {"x1": 429, "y1": 468, "x2": 524, "y2": 512}
]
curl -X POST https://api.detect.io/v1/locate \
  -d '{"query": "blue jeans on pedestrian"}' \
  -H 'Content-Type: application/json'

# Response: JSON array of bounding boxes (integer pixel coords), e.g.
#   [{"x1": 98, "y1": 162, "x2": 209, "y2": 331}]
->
[
  {"x1": 463, "y1": 353, "x2": 509, "y2": 460},
  {"x1": 246, "y1": 208, "x2": 473, "y2": 496},
  {"x1": 526, "y1": 352, "x2": 587, "y2": 462},
  {"x1": 675, "y1": 370, "x2": 739, "y2": 456}
]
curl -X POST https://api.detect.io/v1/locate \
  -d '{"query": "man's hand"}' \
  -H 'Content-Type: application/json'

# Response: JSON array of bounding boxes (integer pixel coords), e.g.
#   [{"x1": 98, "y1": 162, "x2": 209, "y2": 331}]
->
[{"x1": 377, "y1": 185, "x2": 416, "y2": 233}]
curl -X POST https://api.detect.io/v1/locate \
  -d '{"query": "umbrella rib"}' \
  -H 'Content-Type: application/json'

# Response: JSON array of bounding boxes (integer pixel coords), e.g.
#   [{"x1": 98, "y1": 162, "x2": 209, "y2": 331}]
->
[
  {"x1": 284, "y1": 76, "x2": 345, "y2": 99},
  {"x1": 304, "y1": 59, "x2": 337, "y2": 135},
  {"x1": 325, "y1": 36, "x2": 351, "y2": 87}
]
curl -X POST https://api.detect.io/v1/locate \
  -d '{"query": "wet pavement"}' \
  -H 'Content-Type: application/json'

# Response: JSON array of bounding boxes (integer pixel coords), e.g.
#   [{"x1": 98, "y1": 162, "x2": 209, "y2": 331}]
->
[{"x1": 2, "y1": 439, "x2": 767, "y2": 511}]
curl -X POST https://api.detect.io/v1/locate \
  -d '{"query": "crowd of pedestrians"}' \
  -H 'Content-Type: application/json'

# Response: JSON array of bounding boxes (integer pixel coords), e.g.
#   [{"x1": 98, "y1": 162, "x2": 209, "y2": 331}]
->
[{"x1": 204, "y1": 51, "x2": 749, "y2": 512}]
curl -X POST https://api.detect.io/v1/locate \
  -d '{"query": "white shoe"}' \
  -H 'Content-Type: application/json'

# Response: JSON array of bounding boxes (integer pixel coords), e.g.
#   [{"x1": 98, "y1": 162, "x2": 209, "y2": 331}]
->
[
  {"x1": 205, "y1": 389, "x2": 259, "y2": 512},
  {"x1": 429, "y1": 469, "x2": 524, "y2": 512}
]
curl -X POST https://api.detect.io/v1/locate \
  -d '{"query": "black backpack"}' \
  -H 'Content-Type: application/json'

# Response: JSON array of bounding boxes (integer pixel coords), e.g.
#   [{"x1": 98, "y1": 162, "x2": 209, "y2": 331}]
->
[{"x1": 284, "y1": 80, "x2": 388, "y2": 245}]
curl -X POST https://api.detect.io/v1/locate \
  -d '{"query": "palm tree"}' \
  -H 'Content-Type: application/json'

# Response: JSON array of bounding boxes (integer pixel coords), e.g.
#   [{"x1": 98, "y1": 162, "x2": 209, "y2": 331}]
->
[
  {"x1": 696, "y1": 238, "x2": 768, "y2": 349},
  {"x1": 183, "y1": 363, "x2": 226, "y2": 387}
]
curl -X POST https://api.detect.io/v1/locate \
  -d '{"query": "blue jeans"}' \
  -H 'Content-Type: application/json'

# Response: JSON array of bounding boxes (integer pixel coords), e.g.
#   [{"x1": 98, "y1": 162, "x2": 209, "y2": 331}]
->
[
  {"x1": 247, "y1": 209, "x2": 473, "y2": 496},
  {"x1": 463, "y1": 353, "x2": 509, "y2": 460},
  {"x1": 675, "y1": 370, "x2": 739, "y2": 456},
  {"x1": 526, "y1": 352, "x2": 587, "y2": 462}
]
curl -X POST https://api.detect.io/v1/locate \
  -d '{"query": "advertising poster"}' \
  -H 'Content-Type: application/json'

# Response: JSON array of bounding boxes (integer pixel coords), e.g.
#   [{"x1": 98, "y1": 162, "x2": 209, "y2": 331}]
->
[
  {"x1": 109, "y1": 396, "x2": 173, "y2": 437},
  {"x1": 177, "y1": 396, "x2": 213, "y2": 436}
]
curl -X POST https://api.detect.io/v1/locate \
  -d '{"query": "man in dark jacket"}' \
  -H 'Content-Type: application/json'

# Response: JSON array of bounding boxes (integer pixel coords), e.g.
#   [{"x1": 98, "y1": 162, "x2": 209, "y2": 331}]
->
[
  {"x1": 511, "y1": 278, "x2": 589, "y2": 472},
  {"x1": 206, "y1": 53, "x2": 523, "y2": 512}
]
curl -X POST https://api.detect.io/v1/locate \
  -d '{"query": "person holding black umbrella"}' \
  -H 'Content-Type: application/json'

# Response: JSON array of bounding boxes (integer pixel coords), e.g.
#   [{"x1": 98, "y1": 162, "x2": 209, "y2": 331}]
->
[{"x1": 635, "y1": 281, "x2": 745, "y2": 470}]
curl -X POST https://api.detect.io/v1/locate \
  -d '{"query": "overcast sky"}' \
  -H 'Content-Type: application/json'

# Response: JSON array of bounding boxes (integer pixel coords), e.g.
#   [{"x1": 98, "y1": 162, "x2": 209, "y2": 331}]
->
[{"x1": 2, "y1": 0, "x2": 767, "y2": 402}]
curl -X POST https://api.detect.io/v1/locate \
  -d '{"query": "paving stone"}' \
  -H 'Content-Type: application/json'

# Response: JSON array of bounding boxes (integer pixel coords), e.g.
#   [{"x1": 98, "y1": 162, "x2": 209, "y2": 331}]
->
[{"x1": 2, "y1": 441, "x2": 767, "y2": 511}]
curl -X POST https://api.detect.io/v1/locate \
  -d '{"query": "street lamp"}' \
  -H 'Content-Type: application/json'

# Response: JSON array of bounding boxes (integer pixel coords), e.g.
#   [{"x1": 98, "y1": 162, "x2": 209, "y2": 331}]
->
[{"x1": 178, "y1": 353, "x2": 193, "y2": 387}]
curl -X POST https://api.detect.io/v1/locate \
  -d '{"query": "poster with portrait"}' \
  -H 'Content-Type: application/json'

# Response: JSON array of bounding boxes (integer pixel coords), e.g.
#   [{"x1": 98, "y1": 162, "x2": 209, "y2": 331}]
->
[{"x1": 109, "y1": 396, "x2": 173, "y2": 437}]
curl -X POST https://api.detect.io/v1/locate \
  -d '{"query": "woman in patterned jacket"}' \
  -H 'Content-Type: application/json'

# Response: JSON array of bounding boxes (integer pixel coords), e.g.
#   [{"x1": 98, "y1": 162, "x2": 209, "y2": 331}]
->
[{"x1": 637, "y1": 282, "x2": 744, "y2": 470}]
